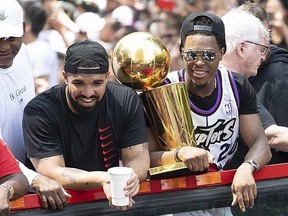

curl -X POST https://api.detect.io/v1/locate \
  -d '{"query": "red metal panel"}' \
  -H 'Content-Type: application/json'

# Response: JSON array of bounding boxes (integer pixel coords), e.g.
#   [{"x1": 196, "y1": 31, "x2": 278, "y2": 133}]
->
[{"x1": 10, "y1": 163, "x2": 288, "y2": 211}]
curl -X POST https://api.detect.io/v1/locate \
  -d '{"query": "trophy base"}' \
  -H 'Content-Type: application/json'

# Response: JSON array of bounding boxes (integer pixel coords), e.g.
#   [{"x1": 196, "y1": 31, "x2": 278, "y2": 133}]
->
[{"x1": 149, "y1": 162, "x2": 207, "y2": 180}]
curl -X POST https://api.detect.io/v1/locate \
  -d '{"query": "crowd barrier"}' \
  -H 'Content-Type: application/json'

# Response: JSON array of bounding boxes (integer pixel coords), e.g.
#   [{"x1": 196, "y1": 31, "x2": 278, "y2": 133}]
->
[{"x1": 10, "y1": 163, "x2": 288, "y2": 215}]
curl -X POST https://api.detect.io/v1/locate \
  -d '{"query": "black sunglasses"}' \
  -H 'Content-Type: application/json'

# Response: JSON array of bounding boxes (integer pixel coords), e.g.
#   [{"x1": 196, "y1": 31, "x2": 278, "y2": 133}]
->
[{"x1": 182, "y1": 50, "x2": 222, "y2": 62}]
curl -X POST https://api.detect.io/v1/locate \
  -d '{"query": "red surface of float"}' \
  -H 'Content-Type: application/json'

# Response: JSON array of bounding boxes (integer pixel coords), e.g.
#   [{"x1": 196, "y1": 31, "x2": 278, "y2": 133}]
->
[{"x1": 10, "y1": 163, "x2": 288, "y2": 211}]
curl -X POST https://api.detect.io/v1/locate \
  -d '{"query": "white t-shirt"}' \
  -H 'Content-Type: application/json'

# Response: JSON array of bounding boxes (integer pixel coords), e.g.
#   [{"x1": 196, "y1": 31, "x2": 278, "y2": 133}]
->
[
  {"x1": 26, "y1": 39, "x2": 59, "y2": 87},
  {"x1": 0, "y1": 43, "x2": 35, "y2": 163}
]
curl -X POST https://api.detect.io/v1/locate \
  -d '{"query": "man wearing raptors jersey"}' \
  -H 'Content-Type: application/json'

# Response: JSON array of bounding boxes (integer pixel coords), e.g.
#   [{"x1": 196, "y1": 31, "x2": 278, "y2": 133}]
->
[{"x1": 148, "y1": 12, "x2": 272, "y2": 215}]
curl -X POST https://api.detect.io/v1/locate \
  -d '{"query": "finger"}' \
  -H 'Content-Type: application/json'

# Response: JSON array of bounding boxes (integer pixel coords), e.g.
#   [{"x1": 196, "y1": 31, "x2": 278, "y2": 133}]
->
[
  {"x1": 120, "y1": 205, "x2": 128, "y2": 211},
  {"x1": 203, "y1": 157, "x2": 210, "y2": 170},
  {"x1": 54, "y1": 194, "x2": 66, "y2": 209},
  {"x1": 199, "y1": 158, "x2": 207, "y2": 171},
  {"x1": 125, "y1": 177, "x2": 139, "y2": 195},
  {"x1": 253, "y1": 184, "x2": 257, "y2": 199},
  {"x1": 47, "y1": 195, "x2": 57, "y2": 209},
  {"x1": 127, "y1": 197, "x2": 134, "y2": 208},
  {"x1": 247, "y1": 189, "x2": 255, "y2": 208},
  {"x1": 108, "y1": 198, "x2": 113, "y2": 207},
  {"x1": 231, "y1": 191, "x2": 237, "y2": 207},
  {"x1": 126, "y1": 176, "x2": 139, "y2": 188},
  {"x1": 191, "y1": 161, "x2": 200, "y2": 172},
  {"x1": 125, "y1": 179, "x2": 139, "y2": 196},
  {"x1": 58, "y1": 188, "x2": 70, "y2": 207},
  {"x1": 237, "y1": 192, "x2": 245, "y2": 212},
  {"x1": 242, "y1": 188, "x2": 250, "y2": 209},
  {"x1": 127, "y1": 184, "x2": 139, "y2": 197},
  {"x1": 63, "y1": 189, "x2": 72, "y2": 199},
  {"x1": 184, "y1": 160, "x2": 192, "y2": 171},
  {"x1": 196, "y1": 159, "x2": 205, "y2": 172},
  {"x1": 115, "y1": 205, "x2": 121, "y2": 210},
  {"x1": 39, "y1": 194, "x2": 49, "y2": 209}
]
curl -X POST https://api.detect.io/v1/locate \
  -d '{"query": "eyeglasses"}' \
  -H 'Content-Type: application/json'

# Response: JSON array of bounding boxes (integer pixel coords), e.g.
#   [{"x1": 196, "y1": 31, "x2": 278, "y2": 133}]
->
[
  {"x1": 245, "y1": 41, "x2": 269, "y2": 56},
  {"x1": 182, "y1": 50, "x2": 222, "y2": 62}
]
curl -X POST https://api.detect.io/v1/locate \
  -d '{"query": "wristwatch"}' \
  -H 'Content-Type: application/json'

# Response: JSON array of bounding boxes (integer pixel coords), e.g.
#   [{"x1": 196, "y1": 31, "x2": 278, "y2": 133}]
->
[{"x1": 245, "y1": 160, "x2": 260, "y2": 173}]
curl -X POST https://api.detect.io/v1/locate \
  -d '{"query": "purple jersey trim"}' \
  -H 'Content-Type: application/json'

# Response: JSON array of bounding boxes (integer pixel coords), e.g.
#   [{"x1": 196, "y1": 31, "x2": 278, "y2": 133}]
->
[
  {"x1": 227, "y1": 70, "x2": 240, "y2": 108},
  {"x1": 176, "y1": 69, "x2": 223, "y2": 116}
]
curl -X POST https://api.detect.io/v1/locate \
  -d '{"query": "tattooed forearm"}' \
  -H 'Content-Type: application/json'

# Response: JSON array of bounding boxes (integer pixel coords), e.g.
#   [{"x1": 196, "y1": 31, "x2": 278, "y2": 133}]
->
[
  {"x1": 127, "y1": 142, "x2": 149, "y2": 151},
  {"x1": 122, "y1": 142, "x2": 149, "y2": 162},
  {"x1": 62, "y1": 168, "x2": 78, "y2": 184}
]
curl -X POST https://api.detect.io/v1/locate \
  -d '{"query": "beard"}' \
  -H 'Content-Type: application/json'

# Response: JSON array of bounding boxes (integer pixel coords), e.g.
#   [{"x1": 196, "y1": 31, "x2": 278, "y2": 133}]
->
[{"x1": 67, "y1": 91, "x2": 99, "y2": 117}]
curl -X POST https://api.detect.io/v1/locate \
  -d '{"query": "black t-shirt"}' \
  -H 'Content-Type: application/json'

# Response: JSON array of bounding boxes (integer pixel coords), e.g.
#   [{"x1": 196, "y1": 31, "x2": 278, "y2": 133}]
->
[
  {"x1": 23, "y1": 82, "x2": 148, "y2": 171},
  {"x1": 249, "y1": 45, "x2": 288, "y2": 127},
  {"x1": 249, "y1": 45, "x2": 288, "y2": 164}
]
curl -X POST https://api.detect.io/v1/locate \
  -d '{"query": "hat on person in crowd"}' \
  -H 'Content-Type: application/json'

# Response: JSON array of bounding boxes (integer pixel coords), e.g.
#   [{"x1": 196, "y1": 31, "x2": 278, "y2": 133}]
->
[
  {"x1": 111, "y1": 5, "x2": 134, "y2": 26},
  {"x1": 0, "y1": 0, "x2": 24, "y2": 38},
  {"x1": 64, "y1": 40, "x2": 109, "y2": 74},
  {"x1": 179, "y1": 12, "x2": 226, "y2": 53}
]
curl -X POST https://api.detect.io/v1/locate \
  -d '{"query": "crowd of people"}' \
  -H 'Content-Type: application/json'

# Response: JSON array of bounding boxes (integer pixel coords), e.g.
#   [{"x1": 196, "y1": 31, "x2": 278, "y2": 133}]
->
[{"x1": 0, "y1": 0, "x2": 287, "y2": 215}]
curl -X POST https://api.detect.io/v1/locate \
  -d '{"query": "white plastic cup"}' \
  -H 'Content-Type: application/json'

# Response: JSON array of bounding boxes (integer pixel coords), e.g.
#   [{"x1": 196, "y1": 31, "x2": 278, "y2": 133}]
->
[{"x1": 108, "y1": 167, "x2": 133, "y2": 206}]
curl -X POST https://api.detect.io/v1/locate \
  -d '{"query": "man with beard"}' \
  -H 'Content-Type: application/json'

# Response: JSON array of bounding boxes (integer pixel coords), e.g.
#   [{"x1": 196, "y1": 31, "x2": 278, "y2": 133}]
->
[{"x1": 22, "y1": 40, "x2": 150, "y2": 211}]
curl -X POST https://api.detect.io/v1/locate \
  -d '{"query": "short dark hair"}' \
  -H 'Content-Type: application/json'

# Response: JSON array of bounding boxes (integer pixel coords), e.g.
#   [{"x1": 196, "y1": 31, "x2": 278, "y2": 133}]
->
[{"x1": 23, "y1": 1, "x2": 47, "y2": 36}]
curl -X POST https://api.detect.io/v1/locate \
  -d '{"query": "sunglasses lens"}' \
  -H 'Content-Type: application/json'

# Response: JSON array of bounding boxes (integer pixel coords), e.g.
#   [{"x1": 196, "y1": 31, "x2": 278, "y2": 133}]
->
[
  {"x1": 203, "y1": 51, "x2": 216, "y2": 61},
  {"x1": 183, "y1": 50, "x2": 218, "y2": 62},
  {"x1": 183, "y1": 51, "x2": 197, "y2": 61}
]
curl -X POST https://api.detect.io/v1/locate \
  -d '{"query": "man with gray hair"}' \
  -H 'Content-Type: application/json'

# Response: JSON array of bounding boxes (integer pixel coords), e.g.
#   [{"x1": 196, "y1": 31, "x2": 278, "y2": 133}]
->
[{"x1": 221, "y1": 7, "x2": 288, "y2": 168}]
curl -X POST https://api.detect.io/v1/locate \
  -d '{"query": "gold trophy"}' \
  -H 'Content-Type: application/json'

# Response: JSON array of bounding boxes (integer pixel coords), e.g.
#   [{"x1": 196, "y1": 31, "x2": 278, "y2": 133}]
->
[{"x1": 111, "y1": 32, "x2": 196, "y2": 179}]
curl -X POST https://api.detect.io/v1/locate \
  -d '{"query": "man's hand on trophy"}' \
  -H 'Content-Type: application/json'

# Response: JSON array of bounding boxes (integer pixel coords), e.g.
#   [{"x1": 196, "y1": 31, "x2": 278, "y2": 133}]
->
[{"x1": 176, "y1": 146, "x2": 214, "y2": 172}]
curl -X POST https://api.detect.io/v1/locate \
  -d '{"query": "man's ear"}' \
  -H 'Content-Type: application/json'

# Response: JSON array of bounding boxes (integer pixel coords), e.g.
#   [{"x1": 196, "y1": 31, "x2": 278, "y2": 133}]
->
[
  {"x1": 237, "y1": 42, "x2": 245, "y2": 58},
  {"x1": 62, "y1": 71, "x2": 68, "y2": 83}
]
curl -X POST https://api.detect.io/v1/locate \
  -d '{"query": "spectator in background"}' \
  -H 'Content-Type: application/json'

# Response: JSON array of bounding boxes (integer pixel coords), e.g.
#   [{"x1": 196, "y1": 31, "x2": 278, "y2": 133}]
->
[
  {"x1": 39, "y1": 0, "x2": 79, "y2": 55},
  {"x1": 23, "y1": 0, "x2": 60, "y2": 94},
  {"x1": 0, "y1": 139, "x2": 28, "y2": 216},
  {"x1": 221, "y1": 7, "x2": 288, "y2": 167},
  {"x1": 239, "y1": 1, "x2": 288, "y2": 156},
  {"x1": 147, "y1": 13, "x2": 183, "y2": 71},
  {"x1": 0, "y1": 0, "x2": 70, "y2": 209},
  {"x1": 172, "y1": 0, "x2": 207, "y2": 18},
  {"x1": 265, "y1": 0, "x2": 288, "y2": 49}
]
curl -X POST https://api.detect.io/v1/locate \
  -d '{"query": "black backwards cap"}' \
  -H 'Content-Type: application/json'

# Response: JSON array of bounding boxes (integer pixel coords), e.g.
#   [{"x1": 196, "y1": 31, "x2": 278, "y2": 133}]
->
[
  {"x1": 64, "y1": 40, "x2": 109, "y2": 74},
  {"x1": 180, "y1": 12, "x2": 226, "y2": 53}
]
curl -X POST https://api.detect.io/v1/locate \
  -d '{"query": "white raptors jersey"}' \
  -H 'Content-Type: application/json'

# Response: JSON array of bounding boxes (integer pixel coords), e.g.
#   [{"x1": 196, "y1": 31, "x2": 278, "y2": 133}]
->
[{"x1": 166, "y1": 68, "x2": 240, "y2": 169}]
